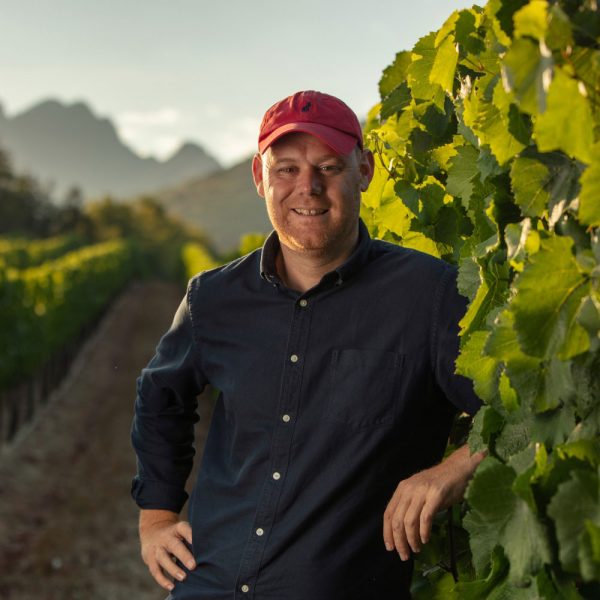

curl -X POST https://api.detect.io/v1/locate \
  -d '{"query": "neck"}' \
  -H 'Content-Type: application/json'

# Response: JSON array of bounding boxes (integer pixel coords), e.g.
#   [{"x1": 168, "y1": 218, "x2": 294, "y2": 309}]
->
[{"x1": 276, "y1": 233, "x2": 358, "y2": 293}]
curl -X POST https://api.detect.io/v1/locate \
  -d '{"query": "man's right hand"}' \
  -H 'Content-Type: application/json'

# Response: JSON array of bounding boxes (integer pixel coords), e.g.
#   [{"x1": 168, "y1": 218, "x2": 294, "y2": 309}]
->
[{"x1": 139, "y1": 509, "x2": 196, "y2": 592}]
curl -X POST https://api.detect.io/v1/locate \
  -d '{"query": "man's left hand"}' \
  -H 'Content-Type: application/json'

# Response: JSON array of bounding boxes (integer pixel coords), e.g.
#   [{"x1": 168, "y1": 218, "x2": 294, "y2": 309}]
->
[{"x1": 382, "y1": 444, "x2": 485, "y2": 561}]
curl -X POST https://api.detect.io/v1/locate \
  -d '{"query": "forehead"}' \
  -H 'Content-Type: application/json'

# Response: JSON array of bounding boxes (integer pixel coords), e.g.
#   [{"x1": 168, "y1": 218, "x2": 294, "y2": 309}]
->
[{"x1": 265, "y1": 132, "x2": 341, "y2": 160}]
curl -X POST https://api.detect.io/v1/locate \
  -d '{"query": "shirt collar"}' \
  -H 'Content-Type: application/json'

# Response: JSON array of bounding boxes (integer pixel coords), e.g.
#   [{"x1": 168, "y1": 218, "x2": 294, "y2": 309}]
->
[{"x1": 259, "y1": 218, "x2": 372, "y2": 286}]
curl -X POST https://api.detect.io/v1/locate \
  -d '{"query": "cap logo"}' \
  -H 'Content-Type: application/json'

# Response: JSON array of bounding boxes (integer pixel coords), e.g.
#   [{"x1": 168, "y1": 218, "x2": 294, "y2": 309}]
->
[{"x1": 301, "y1": 102, "x2": 312, "y2": 112}]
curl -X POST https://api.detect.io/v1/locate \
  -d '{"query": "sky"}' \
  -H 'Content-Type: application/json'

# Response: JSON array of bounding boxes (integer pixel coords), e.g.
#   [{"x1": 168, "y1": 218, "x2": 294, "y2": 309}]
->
[{"x1": 0, "y1": 0, "x2": 477, "y2": 167}]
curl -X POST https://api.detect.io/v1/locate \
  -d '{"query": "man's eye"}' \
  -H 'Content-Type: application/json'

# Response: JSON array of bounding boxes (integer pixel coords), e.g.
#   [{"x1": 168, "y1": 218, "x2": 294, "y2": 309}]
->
[
  {"x1": 277, "y1": 167, "x2": 296, "y2": 174},
  {"x1": 320, "y1": 165, "x2": 341, "y2": 173}
]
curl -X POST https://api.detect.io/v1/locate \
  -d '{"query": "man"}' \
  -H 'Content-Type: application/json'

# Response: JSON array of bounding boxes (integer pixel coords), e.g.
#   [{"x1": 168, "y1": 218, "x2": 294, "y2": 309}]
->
[{"x1": 131, "y1": 90, "x2": 484, "y2": 599}]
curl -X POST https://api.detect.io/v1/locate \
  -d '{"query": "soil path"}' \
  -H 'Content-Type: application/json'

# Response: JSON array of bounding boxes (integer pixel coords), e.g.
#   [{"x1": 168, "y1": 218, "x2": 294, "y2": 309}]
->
[{"x1": 0, "y1": 281, "x2": 213, "y2": 600}]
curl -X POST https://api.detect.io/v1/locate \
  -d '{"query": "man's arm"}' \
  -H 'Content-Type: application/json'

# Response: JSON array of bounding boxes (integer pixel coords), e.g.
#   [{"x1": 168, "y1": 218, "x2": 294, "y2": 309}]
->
[
  {"x1": 382, "y1": 444, "x2": 485, "y2": 559},
  {"x1": 383, "y1": 266, "x2": 485, "y2": 559},
  {"x1": 131, "y1": 287, "x2": 207, "y2": 590}
]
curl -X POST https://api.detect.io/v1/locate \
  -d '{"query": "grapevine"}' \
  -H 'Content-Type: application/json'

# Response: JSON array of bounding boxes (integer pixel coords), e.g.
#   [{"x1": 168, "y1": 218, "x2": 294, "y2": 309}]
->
[{"x1": 362, "y1": 0, "x2": 600, "y2": 596}]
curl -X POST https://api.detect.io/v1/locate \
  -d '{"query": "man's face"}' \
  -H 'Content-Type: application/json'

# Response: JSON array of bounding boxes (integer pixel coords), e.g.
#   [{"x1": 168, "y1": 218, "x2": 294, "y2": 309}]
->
[{"x1": 252, "y1": 132, "x2": 374, "y2": 259}]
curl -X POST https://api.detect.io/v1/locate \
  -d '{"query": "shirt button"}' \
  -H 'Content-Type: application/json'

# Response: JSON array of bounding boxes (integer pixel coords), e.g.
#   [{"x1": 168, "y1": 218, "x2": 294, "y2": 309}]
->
[
  {"x1": 272, "y1": 471, "x2": 281, "y2": 480},
  {"x1": 282, "y1": 414, "x2": 291, "y2": 422},
  {"x1": 256, "y1": 527, "x2": 264, "y2": 536},
  {"x1": 290, "y1": 354, "x2": 299, "y2": 363},
  {"x1": 241, "y1": 584, "x2": 250, "y2": 593},
  {"x1": 299, "y1": 299, "x2": 308, "y2": 307}
]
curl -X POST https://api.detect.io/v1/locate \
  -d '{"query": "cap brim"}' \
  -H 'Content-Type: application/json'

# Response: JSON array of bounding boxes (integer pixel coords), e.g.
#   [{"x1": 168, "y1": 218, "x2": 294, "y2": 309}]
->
[{"x1": 258, "y1": 122, "x2": 359, "y2": 155}]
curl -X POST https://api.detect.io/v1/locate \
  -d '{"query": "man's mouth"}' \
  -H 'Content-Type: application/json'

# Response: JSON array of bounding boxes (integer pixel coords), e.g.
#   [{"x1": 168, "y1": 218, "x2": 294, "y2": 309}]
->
[{"x1": 292, "y1": 208, "x2": 328, "y2": 216}]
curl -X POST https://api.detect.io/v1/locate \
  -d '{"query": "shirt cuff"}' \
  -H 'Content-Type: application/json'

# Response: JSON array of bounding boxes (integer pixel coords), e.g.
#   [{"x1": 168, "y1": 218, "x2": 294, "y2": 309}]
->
[{"x1": 130, "y1": 476, "x2": 188, "y2": 513}]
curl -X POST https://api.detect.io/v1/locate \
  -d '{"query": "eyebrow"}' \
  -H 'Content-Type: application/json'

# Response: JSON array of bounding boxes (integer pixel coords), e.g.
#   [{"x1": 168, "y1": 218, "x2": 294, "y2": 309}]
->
[{"x1": 269, "y1": 154, "x2": 344, "y2": 165}]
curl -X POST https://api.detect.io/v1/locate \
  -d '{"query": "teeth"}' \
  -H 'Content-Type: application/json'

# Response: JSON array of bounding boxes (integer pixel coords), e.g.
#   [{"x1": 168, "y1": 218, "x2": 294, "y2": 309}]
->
[{"x1": 295, "y1": 208, "x2": 326, "y2": 216}]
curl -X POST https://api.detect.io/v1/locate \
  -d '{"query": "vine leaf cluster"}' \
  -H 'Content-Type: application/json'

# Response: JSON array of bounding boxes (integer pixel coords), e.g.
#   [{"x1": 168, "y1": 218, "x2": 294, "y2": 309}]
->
[{"x1": 362, "y1": 0, "x2": 600, "y2": 597}]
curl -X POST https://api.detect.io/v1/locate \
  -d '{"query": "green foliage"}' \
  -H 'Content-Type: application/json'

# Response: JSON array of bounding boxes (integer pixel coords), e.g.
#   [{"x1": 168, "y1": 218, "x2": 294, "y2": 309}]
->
[
  {"x1": 0, "y1": 239, "x2": 134, "y2": 388},
  {"x1": 85, "y1": 196, "x2": 212, "y2": 281},
  {"x1": 0, "y1": 234, "x2": 85, "y2": 269},
  {"x1": 364, "y1": 0, "x2": 600, "y2": 595},
  {"x1": 181, "y1": 242, "x2": 220, "y2": 282},
  {"x1": 239, "y1": 232, "x2": 267, "y2": 256}
]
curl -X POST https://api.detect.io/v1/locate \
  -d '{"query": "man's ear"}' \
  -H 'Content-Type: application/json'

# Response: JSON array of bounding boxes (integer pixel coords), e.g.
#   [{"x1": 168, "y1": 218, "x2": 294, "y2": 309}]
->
[
  {"x1": 359, "y1": 149, "x2": 375, "y2": 192},
  {"x1": 252, "y1": 153, "x2": 265, "y2": 198}
]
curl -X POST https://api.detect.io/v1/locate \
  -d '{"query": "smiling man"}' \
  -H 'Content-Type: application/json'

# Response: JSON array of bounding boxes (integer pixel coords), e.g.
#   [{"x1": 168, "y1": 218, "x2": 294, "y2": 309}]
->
[{"x1": 131, "y1": 91, "x2": 484, "y2": 599}]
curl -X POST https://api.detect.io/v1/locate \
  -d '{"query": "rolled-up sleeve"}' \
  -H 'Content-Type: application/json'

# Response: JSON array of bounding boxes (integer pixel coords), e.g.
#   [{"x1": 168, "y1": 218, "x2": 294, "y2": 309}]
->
[
  {"x1": 431, "y1": 266, "x2": 482, "y2": 417},
  {"x1": 130, "y1": 283, "x2": 207, "y2": 513}
]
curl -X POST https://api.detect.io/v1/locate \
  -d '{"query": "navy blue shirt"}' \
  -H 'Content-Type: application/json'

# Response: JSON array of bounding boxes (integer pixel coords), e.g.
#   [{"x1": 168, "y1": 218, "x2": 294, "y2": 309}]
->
[{"x1": 131, "y1": 220, "x2": 480, "y2": 600}]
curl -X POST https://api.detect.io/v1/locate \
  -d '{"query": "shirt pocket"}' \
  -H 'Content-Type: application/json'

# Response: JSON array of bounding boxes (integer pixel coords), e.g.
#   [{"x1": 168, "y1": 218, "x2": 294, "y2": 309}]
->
[{"x1": 325, "y1": 348, "x2": 403, "y2": 430}]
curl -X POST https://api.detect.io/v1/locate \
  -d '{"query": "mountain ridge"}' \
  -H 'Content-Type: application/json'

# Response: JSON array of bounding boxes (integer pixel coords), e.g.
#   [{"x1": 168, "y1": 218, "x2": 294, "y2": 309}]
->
[{"x1": 0, "y1": 98, "x2": 221, "y2": 199}]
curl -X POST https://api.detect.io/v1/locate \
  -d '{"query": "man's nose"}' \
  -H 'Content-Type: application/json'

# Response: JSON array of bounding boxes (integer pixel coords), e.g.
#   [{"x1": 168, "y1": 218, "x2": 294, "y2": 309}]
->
[{"x1": 299, "y1": 169, "x2": 323, "y2": 195}]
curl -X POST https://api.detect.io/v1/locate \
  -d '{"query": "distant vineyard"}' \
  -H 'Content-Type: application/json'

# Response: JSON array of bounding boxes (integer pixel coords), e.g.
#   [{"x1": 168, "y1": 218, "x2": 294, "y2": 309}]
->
[
  {"x1": 0, "y1": 239, "x2": 134, "y2": 389},
  {"x1": 0, "y1": 234, "x2": 84, "y2": 269},
  {"x1": 182, "y1": 242, "x2": 220, "y2": 282}
]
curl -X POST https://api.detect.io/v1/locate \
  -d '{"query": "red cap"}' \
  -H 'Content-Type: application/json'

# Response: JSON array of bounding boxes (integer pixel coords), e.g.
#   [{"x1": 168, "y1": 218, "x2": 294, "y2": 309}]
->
[{"x1": 258, "y1": 90, "x2": 363, "y2": 156}]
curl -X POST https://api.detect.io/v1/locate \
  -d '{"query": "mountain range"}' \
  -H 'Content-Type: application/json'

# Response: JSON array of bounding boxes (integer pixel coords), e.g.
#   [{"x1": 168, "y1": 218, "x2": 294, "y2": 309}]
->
[
  {"x1": 0, "y1": 98, "x2": 272, "y2": 252},
  {"x1": 0, "y1": 99, "x2": 220, "y2": 199}
]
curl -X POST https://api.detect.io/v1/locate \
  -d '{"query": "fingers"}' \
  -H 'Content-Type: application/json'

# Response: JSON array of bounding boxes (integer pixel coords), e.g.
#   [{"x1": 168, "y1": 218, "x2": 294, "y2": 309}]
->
[
  {"x1": 148, "y1": 552, "x2": 176, "y2": 592},
  {"x1": 176, "y1": 520, "x2": 193, "y2": 547},
  {"x1": 141, "y1": 519, "x2": 196, "y2": 591},
  {"x1": 382, "y1": 480, "x2": 444, "y2": 561},
  {"x1": 157, "y1": 547, "x2": 188, "y2": 583},
  {"x1": 168, "y1": 535, "x2": 196, "y2": 571}
]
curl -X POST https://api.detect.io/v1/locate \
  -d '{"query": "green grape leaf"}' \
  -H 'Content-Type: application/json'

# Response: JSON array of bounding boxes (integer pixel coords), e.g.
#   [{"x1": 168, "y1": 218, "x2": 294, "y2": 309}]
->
[
  {"x1": 414, "y1": 101, "x2": 452, "y2": 141},
  {"x1": 513, "y1": 0, "x2": 548, "y2": 41},
  {"x1": 446, "y1": 144, "x2": 480, "y2": 205},
  {"x1": 510, "y1": 234, "x2": 590, "y2": 360},
  {"x1": 464, "y1": 457, "x2": 551, "y2": 582},
  {"x1": 493, "y1": 0, "x2": 529, "y2": 38},
  {"x1": 579, "y1": 143, "x2": 600, "y2": 227},
  {"x1": 501, "y1": 37, "x2": 553, "y2": 114},
  {"x1": 452, "y1": 547, "x2": 508, "y2": 598},
  {"x1": 400, "y1": 231, "x2": 440, "y2": 257},
  {"x1": 486, "y1": 310, "x2": 530, "y2": 362},
  {"x1": 375, "y1": 110, "x2": 416, "y2": 157},
  {"x1": 455, "y1": 9, "x2": 485, "y2": 55},
  {"x1": 394, "y1": 178, "x2": 445, "y2": 225},
  {"x1": 456, "y1": 330, "x2": 500, "y2": 403},
  {"x1": 430, "y1": 34, "x2": 459, "y2": 94},
  {"x1": 380, "y1": 82, "x2": 412, "y2": 120},
  {"x1": 498, "y1": 370, "x2": 519, "y2": 413},
  {"x1": 457, "y1": 256, "x2": 481, "y2": 301},
  {"x1": 477, "y1": 147, "x2": 503, "y2": 182},
  {"x1": 469, "y1": 405, "x2": 505, "y2": 453},
  {"x1": 530, "y1": 405, "x2": 576, "y2": 447},
  {"x1": 459, "y1": 260, "x2": 509, "y2": 337},
  {"x1": 431, "y1": 142, "x2": 457, "y2": 170},
  {"x1": 546, "y1": 5, "x2": 573, "y2": 50},
  {"x1": 407, "y1": 32, "x2": 446, "y2": 108},
  {"x1": 579, "y1": 520, "x2": 600, "y2": 582},
  {"x1": 361, "y1": 155, "x2": 396, "y2": 210},
  {"x1": 509, "y1": 156, "x2": 550, "y2": 217},
  {"x1": 547, "y1": 468, "x2": 600, "y2": 573},
  {"x1": 463, "y1": 81, "x2": 527, "y2": 165},
  {"x1": 379, "y1": 51, "x2": 412, "y2": 98},
  {"x1": 375, "y1": 198, "x2": 412, "y2": 238},
  {"x1": 577, "y1": 294, "x2": 600, "y2": 341},
  {"x1": 535, "y1": 68, "x2": 595, "y2": 164},
  {"x1": 495, "y1": 419, "x2": 531, "y2": 461}
]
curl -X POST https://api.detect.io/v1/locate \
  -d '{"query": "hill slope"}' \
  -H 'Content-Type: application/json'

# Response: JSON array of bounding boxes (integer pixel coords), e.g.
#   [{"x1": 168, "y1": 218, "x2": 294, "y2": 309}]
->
[{"x1": 158, "y1": 157, "x2": 273, "y2": 254}]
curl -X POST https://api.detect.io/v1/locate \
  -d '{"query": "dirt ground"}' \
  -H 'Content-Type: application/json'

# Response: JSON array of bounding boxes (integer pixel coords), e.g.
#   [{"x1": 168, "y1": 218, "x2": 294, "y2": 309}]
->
[{"x1": 0, "y1": 281, "x2": 213, "y2": 600}]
